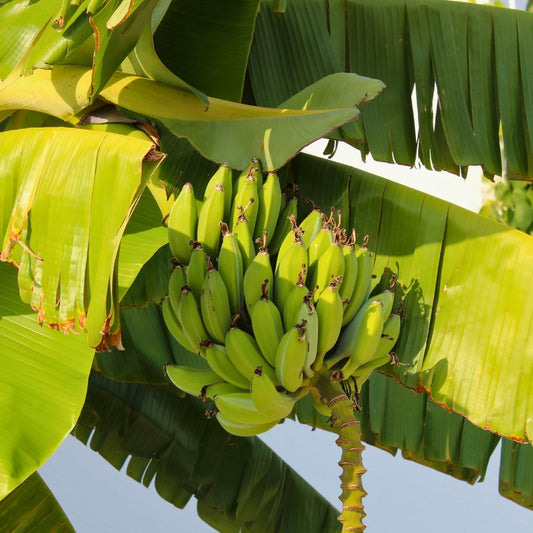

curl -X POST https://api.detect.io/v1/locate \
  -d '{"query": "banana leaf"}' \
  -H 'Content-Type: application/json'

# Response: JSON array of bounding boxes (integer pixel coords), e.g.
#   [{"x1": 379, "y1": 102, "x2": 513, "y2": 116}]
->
[
  {"x1": 249, "y1": 0, "x2": 533, "y2": 179},
  {"x1": 0, "y1": 262, "x2": 94, "y2": 500},
  {"x1": 0, "y1": 472, "x2": 74, "y2": 532},
  {"x1": 0, "y1": 126, "x2": 162, "y2": 349},
  {"x1": 291, "y1": 153, "x2": 533, "y2": 444},
  {"x1": 72, "y1": 371, "x2": 341, "y2": 533},
  {"x1": 0, "y1": 64, "x2": 383, "y2": 171}
]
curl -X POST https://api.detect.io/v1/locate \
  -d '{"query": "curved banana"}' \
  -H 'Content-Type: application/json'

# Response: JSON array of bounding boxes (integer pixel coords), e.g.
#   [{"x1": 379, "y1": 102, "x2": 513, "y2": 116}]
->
[
  {"x1": 268, "y1": 193, "x2": 298, "y2": 256},
  {"x1": 336, "y1": 299, "x2": 387, "y2": 380},
  {"x1": 187, "y1": 242, "x2": 208, "y2": 302},
  {"x1": 167, "y1": 182, "x2": 197, "y2": 265},
  {"x1": 217, "y1": 222, "x2": 244, "y2": 316},
  {"x1": 282, "y1": 264, "x2": 309, "y2": 329},
  {"x1": 177, "y1": 285, "x2": 210, "y2": 351},
  {"x1": 243, "y1": 236, "x2": 273, "y2": 314},
  {"x1": 215, "y1": 411, "x2": 280, "y2": 437},
  {"x1": 229, "y1": 166, "x2": 260, "y2": 233},
  {"x1": 204, "y1": 164, "x2": 233, "y2": 220},
  {"x1": 203, "y1": 341, "x2": 251, "y2": 389},
  {"x1": 274, "y1": 231, "x2": 308, "y2": 311},
  {"x1": 225, "y1": 325, "x2": 278, "y2": 384},
  {"x1": 254, "y1": 171, "x2": 282, "y2": 245},
  {"x1": 197, "y1": 182, "x2": 225, "y2": 259},
  {"x1": 251, "y1": 367, "x2": 298, "y2": 419},
  {"x1": 299, "y1": 207, "x2": 324, "y2": 249},
  {"x1": 296, "y1": 294, "x2": 319, "y2": 378},
  {"x1": 313, "y1": 279, "x2": 344, "y2": 371},
  {"x1": 310, "y1": 385, "x2": 332, "y2": 417},
  {"x1": 342, "y1": 242, "x2": 373, "y2": 327},
  {"x1": 233, "y1": 211, "x2": 256, "y2": 270},
  {"x1": 352, "y1": 312, "x2": 401, "y2": 386},
  {"x1": 250, "y1": 281, "x2": 284, "y2": 366},
  {"x1": 164, "y1": 364, "x2": 222, "y2": 397},
  {"x1": 200, "y1": 259, "x2": 232, "y2": 344},
  {"x1": 168, "y1": 263, "x2": 188, "y2": 316},
  {"x1": 214, "y1": 391, "x2": 280, "y2": 425},
  {"x1": 161, "y1": 297, "x2": 197, "y2": 353},
  {"x1": 307, "y1": 220, "x2": 334, "y2": 275},
  {"x1": 310, "y1": 240, "x2": 345, "y2": 301},
  {"x1": 203, "y1": 382, "x2": 244, "y2": 401},
  {"x1": 275, "y1": 321, "x2": 308, "y2": 392},
  {"x1": 339, "y1": 231, "x2": 358, "y2": 303}
]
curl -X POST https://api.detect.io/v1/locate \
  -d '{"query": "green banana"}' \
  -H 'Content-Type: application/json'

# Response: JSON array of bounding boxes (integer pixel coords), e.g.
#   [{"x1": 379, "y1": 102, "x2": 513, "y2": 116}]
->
[
  {"x1": 274, "y1": 231, "x2": 308, "y2": 311},
  {"x1": 339, "y1": 231, "x2": 358, "y2": 303},
  {"x1": 233, "y1": 211, "x2": 256, "y2": 270},
  {"x1": 296, "y1": 294, "x2": 319, "y2": 378},
  {"x1": 229, "y1": 166, "x2": 260, "y2": 233},
  {"x1": 168, "y1": 263, "x2": 188, "y2": 316},
  {"x1": 243, "y1": 236, "x2": 273, "y2": 314},
  {"x1": 329, "y1": 290, "x2": 392, "y2": 369},
  {"x1": 254, "y1": 171, "x2": 282, "y2": 244},
  {"x1": 299, "y1": 206, "x2": 324, "y2": 249},
  {"x1": 217, "y1": 222, "x2": 244, "y2": 316},
  {"x1": 203, "y1": 341, "x2": 251, "y2": 389},
  {"x1": 167, "y1": 182, "x2": 197, "y2": 265},
  {"x1": 268, "y1": 193, "x2": 298, "y2": 256},
  {"x1": 214, "y1": 391, "x2": 279, "y2": 425},
  {"x1": 200, "y1": 259, "x2": 232, "y2": 344},
  {"x1": 251, "y1": 367, "x2": 298, "y2": 419},
  {"x1": 161, "y1": 296, "x2": 197, "y2": 353},
  {"x1": 307, "y1": 211, "x2": 334, "y2": 269},
  {"x1": 310, "y1": 385, "x2": 332, "y2": 417},
  {"x1": 275, "y1": 321, "x2": 308, "y2": 392},
  {"x1": 177, "y1": 285, "x2": 209, "y2": 352},
  {"x1": 342, "y1": 242, "x2": 373, "y2": 327},
  {"x1": 225, "y1": 325, "x2": 278, "y2": 384},
  {"x1": 313, "y1": 279, "x2": 344, "y2": 371},
  {"x1": 282, "y1": 264, "x2": 309, "y2": 329},
  {"x1": 351, "y1": 312, "x2": 401, "y2": 386},
  {"x1": 204, "y1": 164, "x2": 233, "y2": 220},
  {"x1": 250, "y1": 281, "x2": 284, "y2": 366},
  {"x1": 310, "y1": 239, "x2": 345, "y2": 301},
  {"x1": 203, "y1": 382, "x2": 244, "y2": 401},
  {"x1": 215, "y1": 411, "x2": 280, "y2": 437},
  {"x1": 187, "y1": 242, "x2": 208, "y2": 302},
  {"x1": 335, "y1": 299, "x2": 387, "y2": 380},
  {"x1": 197, "y1": 182, "x2": 225, "y2": 259},
  {"x1": 276, "y1": 214, "x2": 300, "y2": 263},
  {"x1": 164, "y1": 364, "x2": 222, "y2": 397}
]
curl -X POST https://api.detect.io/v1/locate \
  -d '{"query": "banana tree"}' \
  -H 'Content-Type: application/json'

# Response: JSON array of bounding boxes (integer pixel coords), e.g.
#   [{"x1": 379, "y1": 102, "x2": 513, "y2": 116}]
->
[{"x1": 1, "y1": 0, "x2": 533, "y2": 531}]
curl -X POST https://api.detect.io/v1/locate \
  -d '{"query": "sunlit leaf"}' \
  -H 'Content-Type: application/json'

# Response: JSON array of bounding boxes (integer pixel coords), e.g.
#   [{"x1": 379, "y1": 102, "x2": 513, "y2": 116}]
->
[
  {"x1": 0, "y1": 262, "x2": 94, "y2": 500},
  {"x1": 0, "y1": 126, "x2": 161, "y2": 349}
]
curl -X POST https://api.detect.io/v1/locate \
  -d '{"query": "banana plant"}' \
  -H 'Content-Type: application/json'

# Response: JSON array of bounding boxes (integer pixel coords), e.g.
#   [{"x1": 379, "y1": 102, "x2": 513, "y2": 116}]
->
[{"x1": 1, "y1": 0, "x2": 533, "y2": 531}]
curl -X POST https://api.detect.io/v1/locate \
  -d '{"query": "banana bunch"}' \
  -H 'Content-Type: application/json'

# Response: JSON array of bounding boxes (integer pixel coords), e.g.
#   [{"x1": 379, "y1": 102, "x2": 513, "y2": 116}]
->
[{"x1": 163, "y1": 161, "x2": 401, "y2": 436}]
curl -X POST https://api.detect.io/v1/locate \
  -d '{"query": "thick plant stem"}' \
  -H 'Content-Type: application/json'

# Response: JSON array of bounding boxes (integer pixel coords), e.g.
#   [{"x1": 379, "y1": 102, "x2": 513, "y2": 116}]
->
[{"x1": 313, "y1": 369, "x2": 367, "y2": 532}]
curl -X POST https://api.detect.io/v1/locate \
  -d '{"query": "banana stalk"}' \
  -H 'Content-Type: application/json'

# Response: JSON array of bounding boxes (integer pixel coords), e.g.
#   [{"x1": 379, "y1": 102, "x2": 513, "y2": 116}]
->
[{"x1": 312, "y1": 369, "x2": 367, "y2": 532}]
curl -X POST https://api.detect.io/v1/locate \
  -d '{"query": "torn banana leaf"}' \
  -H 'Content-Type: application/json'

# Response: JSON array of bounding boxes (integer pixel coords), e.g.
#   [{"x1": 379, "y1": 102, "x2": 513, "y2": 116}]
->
[{"x1": 0, "y1": 126, "x2": 162, "y2": 349}]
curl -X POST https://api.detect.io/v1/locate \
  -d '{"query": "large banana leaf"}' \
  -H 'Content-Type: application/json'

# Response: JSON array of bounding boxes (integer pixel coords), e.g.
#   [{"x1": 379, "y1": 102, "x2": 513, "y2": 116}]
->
[
  {"x1": 291, "y1": 153, "x2": 533, "y2": 443},
  {"x1": 0, "y1": 126, "x2": 161, "y2": 349},
  {"x1": 249, "y1": 0, "x2": 533, "y2": 179},
  {"x1": 73, "y1": 371, "x2": 341, "y2": 533},
  {"x1": 0, "y1": 64, "x2": 383, "y2": 171},
  {"x1": 0, "y1": 262, "x2": 94, "y2": 500}
]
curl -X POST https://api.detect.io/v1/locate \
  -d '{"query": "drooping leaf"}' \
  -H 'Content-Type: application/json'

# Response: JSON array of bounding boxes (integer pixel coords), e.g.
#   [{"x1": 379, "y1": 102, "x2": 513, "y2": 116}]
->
[
  {"x1": 500, "y1": 438, "x2": 533, "y2": 510},
  {"x1": 0, "y1": 126, "x2": 161, "y2": 349},
  {"x1": 0, "y1": 65, "x2": 384, "y2": 171},
  {"x1": 0, "y1": 472, "x2": 74, "y2": 531},
  {"x1": 249, "y1": 0, "x2": 533, "y2": 179},
  {"x1": 0, "y1": 262, "x2": 94, "y2": 500},
  {"x1": 73, "y1": 371, "x2": 341, "y2": 532}
]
